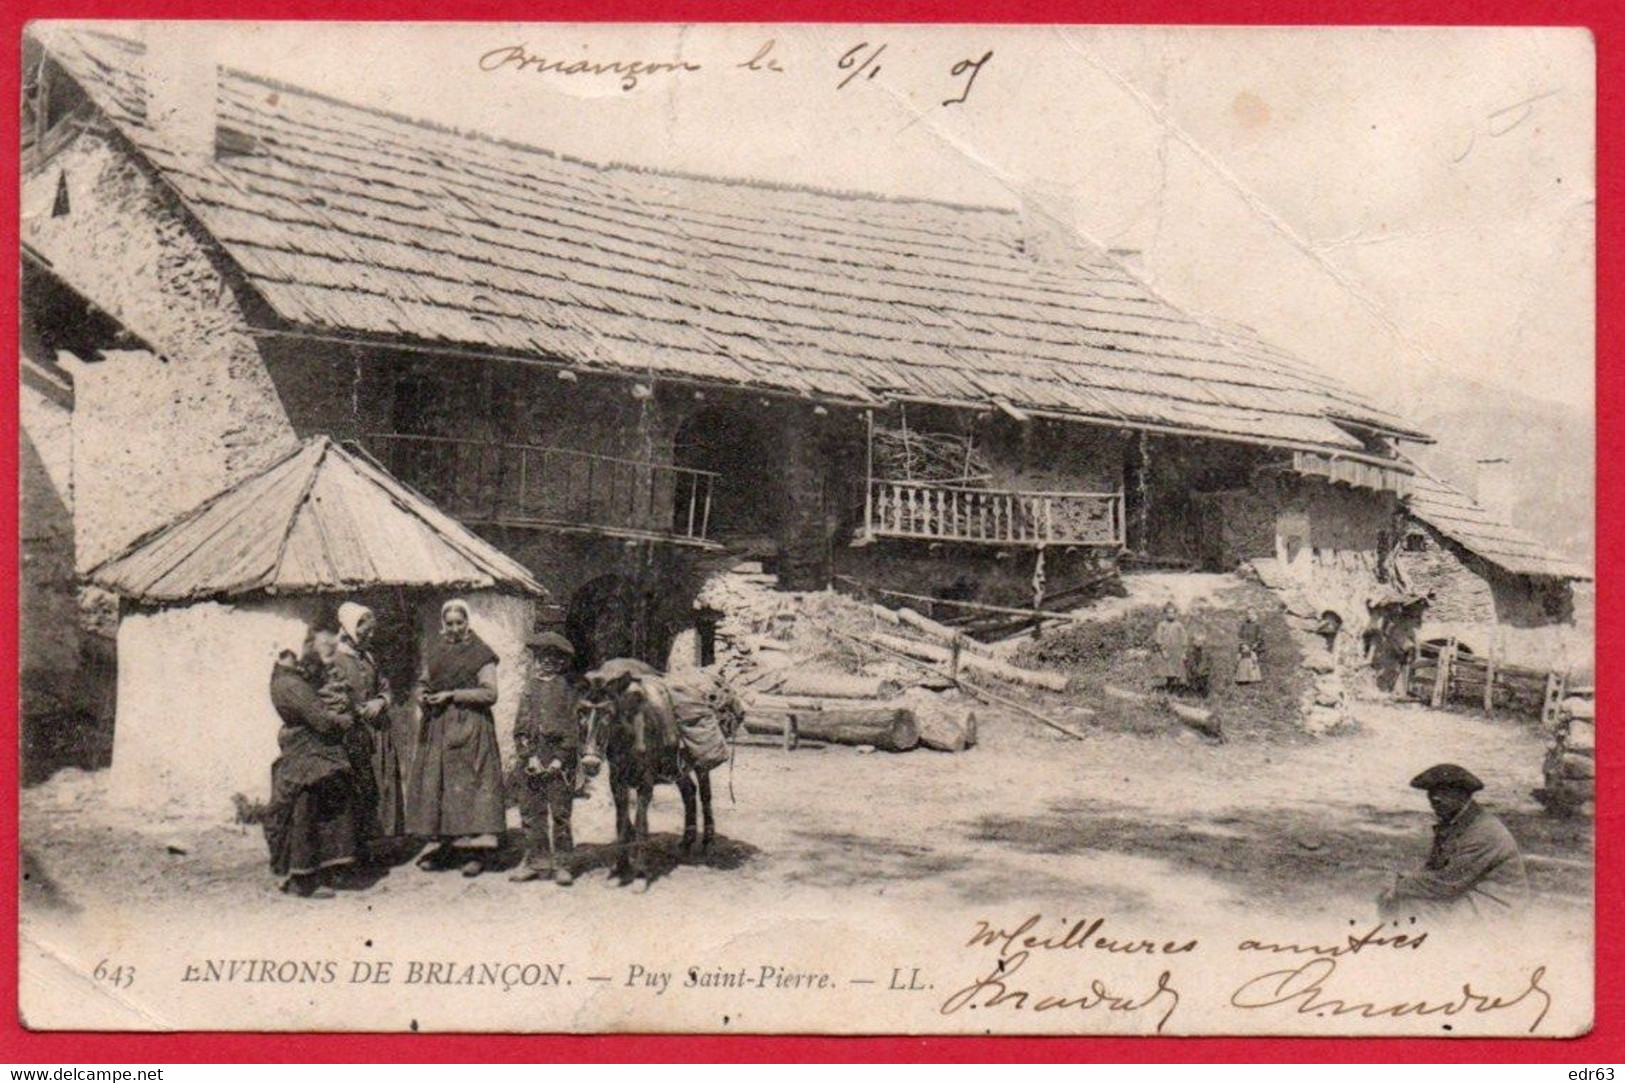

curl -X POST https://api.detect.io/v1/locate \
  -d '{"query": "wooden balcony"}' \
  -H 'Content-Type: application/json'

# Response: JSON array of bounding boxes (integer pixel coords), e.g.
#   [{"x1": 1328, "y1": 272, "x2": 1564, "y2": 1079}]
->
[
  {"x1": 864, "y1": 479, "x2": 1124, "y2": 547},
  {"x1": 361, "y1": 434, "x2": 719, "y2": 547}
]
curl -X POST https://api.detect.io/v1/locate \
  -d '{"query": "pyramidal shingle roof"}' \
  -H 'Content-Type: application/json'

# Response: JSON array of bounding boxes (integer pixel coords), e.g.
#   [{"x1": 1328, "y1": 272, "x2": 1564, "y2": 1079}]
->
[
  {"x1": 90, "y1": 437, "x2": 547, "y2": 603},
  {"x1": 36, "y1": 27, "x2": 1428, "y2": 465}
]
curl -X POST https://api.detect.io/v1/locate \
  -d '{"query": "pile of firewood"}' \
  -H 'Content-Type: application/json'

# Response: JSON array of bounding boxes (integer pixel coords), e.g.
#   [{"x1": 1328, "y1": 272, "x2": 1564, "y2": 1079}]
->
[
  {"x1": 870, "y1": 427, "x2": 990, "y2": 485},
  {"x1": 694, "y1": 562, "x2": 1088, "y2": 753},
  {"x1": 1536, "y1": 684, "x2": 1595, "y2": 818}
]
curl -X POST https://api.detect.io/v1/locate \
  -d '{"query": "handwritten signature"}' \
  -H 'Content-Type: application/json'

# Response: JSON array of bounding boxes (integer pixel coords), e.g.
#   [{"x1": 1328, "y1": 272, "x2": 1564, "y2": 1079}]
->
[
  {"x1": 940, "y1": 949, "x2": 1182, "y2": 1033},
  {"x1": 1230, "y1": 957, "x2": 1552, "y2": 1034}
]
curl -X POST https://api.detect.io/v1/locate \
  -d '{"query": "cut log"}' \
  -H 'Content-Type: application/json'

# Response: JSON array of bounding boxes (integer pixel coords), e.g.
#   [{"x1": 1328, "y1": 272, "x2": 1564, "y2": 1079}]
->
[
  {"x1": 1558, "y1": 752, "x2": 1595, "y2": 780},
  {"x1": 794, "y1": 708, "x2": 919, "y2": 752},
  {"x1": 820, "y1": 621, "x2": 1086, "y2": 742},
  {"x1": 1563, "y1": 696, "x2": 1596, "y2": 720},
  {"x1": 775, "y1": 671, "x2": 901, "y2": 699},
  {"x1": 870, "y1": 604, "x2": 902, "y2": 626},
  {"x1": 1549, "y1": 776, "x2": 1595, "y2": 803},
  {"x1": 1104, "y1": 684, "x2": 1151, "y2": 704},
  {"x1": 733, "y1": 735, "x2": 827, "y2": 751},
  {"x1": 896, "y1": 608, "x2": 990, "y2": 655},
  {"x1": 740, "y1": 714, "x2": 797, "y2": 740},
  {"x1": 1169, "y1": 700, "x2": 1222, "y2": 741},
  {"x1": 750, "y1": 693, "x2": 882, "y2": 713},
  {"x1": 867, "y1": 632, "x2": 1069, "y2": 693},
  {"x1": 1568, "y1": 720, "x2": 1596, "y2": 752},
  {"x1": 914, "y1": 702, "x2": 974, "y2": 753}
]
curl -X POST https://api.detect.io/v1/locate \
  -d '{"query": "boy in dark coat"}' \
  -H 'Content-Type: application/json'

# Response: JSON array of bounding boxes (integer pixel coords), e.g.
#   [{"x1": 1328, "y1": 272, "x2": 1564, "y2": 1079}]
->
[{"x1": 509, "y1": 632, "x2": 582, "y2": 886}]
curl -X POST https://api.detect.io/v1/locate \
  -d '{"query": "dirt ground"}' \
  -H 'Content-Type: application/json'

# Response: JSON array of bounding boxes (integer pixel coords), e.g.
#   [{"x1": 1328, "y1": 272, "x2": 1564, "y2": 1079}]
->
[{"x1": 23, "y1": 690, "x2": 1591, "y2": 930}]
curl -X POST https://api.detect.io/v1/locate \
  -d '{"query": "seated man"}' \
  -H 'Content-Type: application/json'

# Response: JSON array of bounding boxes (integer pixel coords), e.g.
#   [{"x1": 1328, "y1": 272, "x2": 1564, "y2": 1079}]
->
[{"x1": 1378, "y1": 763, "x2": 1528, "y2": 923}]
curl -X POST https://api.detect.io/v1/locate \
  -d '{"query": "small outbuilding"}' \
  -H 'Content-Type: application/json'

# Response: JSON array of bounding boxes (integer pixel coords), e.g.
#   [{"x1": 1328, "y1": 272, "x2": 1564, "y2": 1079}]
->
[
  {"x1": 90, "y1": 436, "x2": 546, "y2": 818},
  {"x1": 1396, "y1": 467, "x2": 1591, "y2": 669}
]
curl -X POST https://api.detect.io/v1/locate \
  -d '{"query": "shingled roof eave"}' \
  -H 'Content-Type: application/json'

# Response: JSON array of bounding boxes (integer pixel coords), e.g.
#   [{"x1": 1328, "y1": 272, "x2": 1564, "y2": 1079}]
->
[
  {"x1": 1403, "y1": 464, "x2": 1592, "y2": 584},
  {"x1": 36, "y1": 26, "x2": 1432, "y2": 466}
]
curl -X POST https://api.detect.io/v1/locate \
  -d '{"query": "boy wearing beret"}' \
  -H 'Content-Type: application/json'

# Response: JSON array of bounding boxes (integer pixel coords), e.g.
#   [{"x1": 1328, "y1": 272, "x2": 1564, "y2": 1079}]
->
[{"x1": 509, "y1": 632, "x2": 582, "y2": 886}]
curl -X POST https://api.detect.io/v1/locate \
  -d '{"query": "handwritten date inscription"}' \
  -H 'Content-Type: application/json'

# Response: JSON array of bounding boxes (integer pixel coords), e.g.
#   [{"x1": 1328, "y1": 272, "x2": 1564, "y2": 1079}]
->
[{"x1": 478, "y1": 39, "x2": 992, "y2": 105}]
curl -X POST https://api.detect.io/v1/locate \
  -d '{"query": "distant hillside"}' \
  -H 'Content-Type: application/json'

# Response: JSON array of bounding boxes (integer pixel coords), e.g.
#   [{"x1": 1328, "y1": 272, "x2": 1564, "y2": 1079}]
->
[{"x1": 1408, "y1": 379, "x2": 1594, "y2": 566}]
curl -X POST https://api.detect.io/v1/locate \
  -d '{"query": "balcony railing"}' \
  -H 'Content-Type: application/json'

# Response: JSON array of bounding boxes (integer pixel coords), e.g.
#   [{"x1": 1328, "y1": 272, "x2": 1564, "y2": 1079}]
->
[
  {"x1": 363, "y1": 433, "x2": 717, "y2": 546},
  {"x1": 865, "y1": 479, "x2": 1124, "y2": 547}
]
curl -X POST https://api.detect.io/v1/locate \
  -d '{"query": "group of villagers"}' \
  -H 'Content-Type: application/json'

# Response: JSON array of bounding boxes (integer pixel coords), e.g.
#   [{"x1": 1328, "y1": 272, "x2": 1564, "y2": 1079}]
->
[{"x1": 264, "y1": 599, "x2": 584, "y2": 899}]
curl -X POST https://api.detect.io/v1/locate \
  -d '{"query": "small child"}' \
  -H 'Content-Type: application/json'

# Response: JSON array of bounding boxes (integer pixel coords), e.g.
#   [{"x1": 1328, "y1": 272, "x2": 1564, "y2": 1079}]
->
[
  {"x1": 1184, "y1": 630, "x2": 1213, "y2": 698},
  {"x1": 311, "y1": 630, "x2": 358, "y2": 727},
  {"x1": 1235, "y1": 607, "x2": 1264, "y2": 686},
  {"x1": 509, "y1": 632, "x2": 581, "y2": 886}
]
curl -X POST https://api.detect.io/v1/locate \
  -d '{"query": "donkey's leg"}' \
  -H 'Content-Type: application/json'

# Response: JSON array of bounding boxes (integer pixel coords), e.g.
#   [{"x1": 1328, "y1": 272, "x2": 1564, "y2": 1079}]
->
[
  {"x1": 676, "y1": 773, "x2": 698, "y2": 856},
  {"x1": 697, "y1": 769, "x2": 716, "y2": 853},
  {"x1": 611, "y1": 777, "x2": 633, "y2": 881},
  {"x1": 631, "y1": 783, "x2": 653, "y2": 889}
]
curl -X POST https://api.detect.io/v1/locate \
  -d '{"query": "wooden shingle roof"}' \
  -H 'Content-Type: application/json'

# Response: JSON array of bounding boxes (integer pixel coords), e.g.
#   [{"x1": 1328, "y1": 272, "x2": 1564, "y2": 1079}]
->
[
  {"x1": 1406, "y1": 467, "x2": 1590, "y2": 582},
  {"x1": 90, "y1": 437, "x2": 547, "y2": 603},
  {"x1": 41, "y1": 28, "x2": 1429, "y2": 461}
]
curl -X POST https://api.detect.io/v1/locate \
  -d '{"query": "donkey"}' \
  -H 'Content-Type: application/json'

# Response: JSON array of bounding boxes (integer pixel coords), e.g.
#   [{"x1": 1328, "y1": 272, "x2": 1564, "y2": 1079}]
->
[{"x1": 577, "y1": 659, "x2": 741, "y2": 890}]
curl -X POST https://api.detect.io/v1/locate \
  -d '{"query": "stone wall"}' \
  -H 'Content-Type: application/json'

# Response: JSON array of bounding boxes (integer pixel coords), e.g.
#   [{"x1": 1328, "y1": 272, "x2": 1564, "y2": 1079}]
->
[
  {"x1": 20, "y1": 357, "x2": 77, "y2": 700},
  {"x1": 23, "y1": 134, "x2": 295, "y2": 570},
  {"x1": 1393, "y1": 523, "x2": 1496, "y2": 627},
  {"x1": 1395, "y1": 520, "x2": 1586, "y2": 668}
]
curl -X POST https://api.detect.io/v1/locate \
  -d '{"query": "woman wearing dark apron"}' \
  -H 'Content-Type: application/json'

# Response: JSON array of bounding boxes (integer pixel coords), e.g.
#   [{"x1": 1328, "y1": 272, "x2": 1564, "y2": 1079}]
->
[{"x1": 408, "y1": 599, "x2": 504, "y2": 877}]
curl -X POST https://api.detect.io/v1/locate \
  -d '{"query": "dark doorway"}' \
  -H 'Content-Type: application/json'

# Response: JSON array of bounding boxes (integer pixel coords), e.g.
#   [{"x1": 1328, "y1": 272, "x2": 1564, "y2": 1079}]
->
[
  {"x1": 565, "y1": 575, "x2": 641, "y2": 672},
  {"x1": 672, "y1": 405, "x2": 781, "y2": 543}
]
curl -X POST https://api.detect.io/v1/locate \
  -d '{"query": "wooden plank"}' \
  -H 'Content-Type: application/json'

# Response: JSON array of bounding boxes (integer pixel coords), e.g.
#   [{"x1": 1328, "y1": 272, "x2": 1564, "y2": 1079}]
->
[
  {"x1": 1430, "y1": 638, "x2": 1455, "y2": 709},
  {"x1": 819, "y1": 623, "x2": 1089, "y2": 742},
  {"x1": 868, "y1": 632, "x2": 1069, "y2": 692}
]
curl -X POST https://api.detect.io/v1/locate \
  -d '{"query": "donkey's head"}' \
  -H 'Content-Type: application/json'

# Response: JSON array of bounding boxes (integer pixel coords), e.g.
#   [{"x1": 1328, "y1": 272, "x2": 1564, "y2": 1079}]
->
[{"x1": 577, "y1": 668, "x2": 653, "y2": 772}]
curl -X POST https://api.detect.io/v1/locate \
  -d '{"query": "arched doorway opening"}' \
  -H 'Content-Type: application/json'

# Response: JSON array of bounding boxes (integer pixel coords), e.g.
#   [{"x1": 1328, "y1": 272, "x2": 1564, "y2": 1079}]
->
[
  {"x1": 673, "y1": 404, "x2": 781, "y2": 544},
  {"x1": 565, "y1": 574, "x2": 641, "y2": 672}
]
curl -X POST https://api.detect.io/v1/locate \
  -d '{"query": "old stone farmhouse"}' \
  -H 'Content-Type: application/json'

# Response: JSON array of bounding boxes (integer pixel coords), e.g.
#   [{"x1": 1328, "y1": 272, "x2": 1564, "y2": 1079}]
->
[{"x1": 19, "y1": 27, "x2": 1591, "y2": 783}]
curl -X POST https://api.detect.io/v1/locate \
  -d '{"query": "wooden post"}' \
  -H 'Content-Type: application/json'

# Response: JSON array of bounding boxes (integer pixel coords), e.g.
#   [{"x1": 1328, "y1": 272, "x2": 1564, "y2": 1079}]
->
[
  {"x1": 863, "y1": 409, "x2": 874, "y2": 539},
  {"x1": 1483, "y1": 640, "x2": 1496, "y2": 715},
  {"x1": 1430, "y1": 638, "x2": 1455, "y2": 709},
  {"x1": 1542, "y1": 670, "x2": 1569, "y2": 729}
]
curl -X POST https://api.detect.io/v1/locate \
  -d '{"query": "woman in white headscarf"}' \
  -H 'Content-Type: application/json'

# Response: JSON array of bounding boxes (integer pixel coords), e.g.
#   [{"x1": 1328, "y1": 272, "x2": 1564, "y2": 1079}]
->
[
  {"x1": 407, "y1": 598, "x2": 503, "y2": 877},
  {"x1": 329, "y1": 602, "x2": 402, "y2": 848}
]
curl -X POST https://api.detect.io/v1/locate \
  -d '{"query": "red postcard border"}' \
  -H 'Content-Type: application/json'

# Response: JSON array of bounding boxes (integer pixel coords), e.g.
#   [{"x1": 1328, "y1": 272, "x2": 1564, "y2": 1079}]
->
[{"x1": 1, "y1": 0, "x2": 1615, "y2": 1063}]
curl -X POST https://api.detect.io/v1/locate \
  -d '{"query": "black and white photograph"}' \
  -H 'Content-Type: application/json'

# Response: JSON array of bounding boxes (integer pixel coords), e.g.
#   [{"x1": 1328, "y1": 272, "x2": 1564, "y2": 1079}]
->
[{"x1": 17, "y1": 21, "x2": 1594, "y2": 1034}]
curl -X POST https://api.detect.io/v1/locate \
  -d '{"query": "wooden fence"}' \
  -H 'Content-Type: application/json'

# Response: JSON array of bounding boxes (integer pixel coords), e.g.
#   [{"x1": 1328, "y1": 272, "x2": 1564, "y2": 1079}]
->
[{"x1": 1406, "y1": 638, "x2": 1575, "y2": 721}]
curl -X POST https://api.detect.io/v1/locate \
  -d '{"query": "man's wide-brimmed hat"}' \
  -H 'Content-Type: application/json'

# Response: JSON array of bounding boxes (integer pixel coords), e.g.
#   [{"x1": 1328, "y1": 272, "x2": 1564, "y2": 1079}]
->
[
  {"x1": 1410, "y1": 763, "x2": 1484, "y2": 793},
  {"x1": 525, "y1": 631, "x2": 576, "y2": 656}
]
